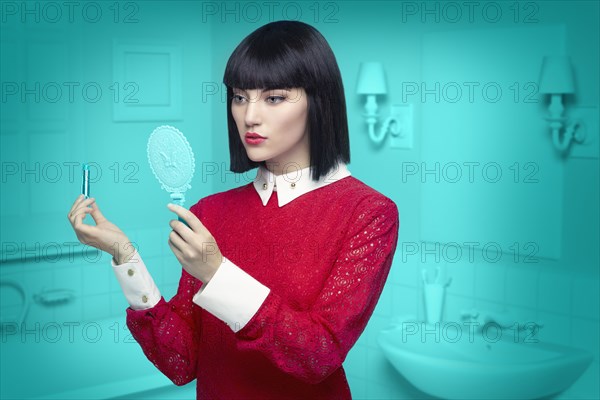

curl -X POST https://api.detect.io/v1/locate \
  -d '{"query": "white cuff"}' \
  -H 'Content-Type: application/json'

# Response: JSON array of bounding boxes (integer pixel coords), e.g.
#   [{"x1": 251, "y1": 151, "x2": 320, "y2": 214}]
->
[
  {"x1": 111, "y1": 250, "x2": 161, "y2": 310},
  {"x1": 193, "y1": 257, "x2": 270, "y2": 333}
]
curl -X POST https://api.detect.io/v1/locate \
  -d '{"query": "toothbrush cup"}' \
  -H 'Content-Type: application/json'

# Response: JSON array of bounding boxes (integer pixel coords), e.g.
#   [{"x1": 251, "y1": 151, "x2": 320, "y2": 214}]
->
[{"x1": 424, "y1": 283, "x2": 446, "y2": 325}]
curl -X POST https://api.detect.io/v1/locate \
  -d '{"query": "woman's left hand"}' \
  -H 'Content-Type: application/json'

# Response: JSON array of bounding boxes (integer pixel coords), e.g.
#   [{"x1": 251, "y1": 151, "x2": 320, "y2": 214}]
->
[{"x1": 166, "y1": 203, "x2": 223, "y2": 284}]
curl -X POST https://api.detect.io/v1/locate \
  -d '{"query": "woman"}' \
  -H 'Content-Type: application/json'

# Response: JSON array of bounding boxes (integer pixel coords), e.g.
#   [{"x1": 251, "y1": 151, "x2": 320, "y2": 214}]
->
[{"x1": 68, "y1": 20, "x2": 399, "y2": 399}]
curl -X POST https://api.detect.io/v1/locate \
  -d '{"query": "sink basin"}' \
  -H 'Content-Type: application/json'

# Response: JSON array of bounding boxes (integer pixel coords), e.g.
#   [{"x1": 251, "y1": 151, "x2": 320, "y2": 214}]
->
[{"x1": 378, "y1": 320, "x2": 593, "y2": 399}]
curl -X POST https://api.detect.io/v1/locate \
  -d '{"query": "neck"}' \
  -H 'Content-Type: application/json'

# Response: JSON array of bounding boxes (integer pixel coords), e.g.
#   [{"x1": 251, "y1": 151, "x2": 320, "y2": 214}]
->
[{"x1": 265, "y1": 160, "x2": 310, "y2": 176}]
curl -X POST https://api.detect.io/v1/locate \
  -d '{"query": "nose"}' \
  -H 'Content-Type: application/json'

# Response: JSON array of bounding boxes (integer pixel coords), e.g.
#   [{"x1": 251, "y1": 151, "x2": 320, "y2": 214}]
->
[
  {"x1": 243, "y1": 96, "x2": 262, "y2": 127},
  {"x1": 244, "y1": 104, "x2": 260, "y2": 128}
]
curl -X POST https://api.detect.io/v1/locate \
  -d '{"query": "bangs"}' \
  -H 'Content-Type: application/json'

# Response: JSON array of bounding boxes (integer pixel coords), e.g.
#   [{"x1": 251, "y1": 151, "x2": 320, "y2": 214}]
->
[{"x1": 223, "y1": 27, "x2": 313, "y2": 91}]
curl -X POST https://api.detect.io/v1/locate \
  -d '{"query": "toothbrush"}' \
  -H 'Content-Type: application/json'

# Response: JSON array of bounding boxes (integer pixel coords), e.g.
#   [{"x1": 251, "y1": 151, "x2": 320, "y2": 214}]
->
[
  {"x1": 421, "y1": 269, "x2": 429, "y2": 285},
  {"x1": 433, "y1": 266, "x2": 441, "y2": 284},
  {"x1": 436, "y1": 264, "x2": 453, "y2": 287}
]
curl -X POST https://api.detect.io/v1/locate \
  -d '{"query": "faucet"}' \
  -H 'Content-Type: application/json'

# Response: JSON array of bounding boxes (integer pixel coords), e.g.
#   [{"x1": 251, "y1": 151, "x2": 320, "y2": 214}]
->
[{"x1": 460, "y1": 308, "x2": 544, "y2": 335}]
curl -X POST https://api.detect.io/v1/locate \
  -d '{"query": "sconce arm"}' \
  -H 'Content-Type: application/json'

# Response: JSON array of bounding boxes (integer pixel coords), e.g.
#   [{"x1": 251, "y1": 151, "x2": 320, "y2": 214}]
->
[
  {"x1": 365, "y1": 115, "x2": 401, "y2": 145},
  {"x1": 551, "y1": 120, "x2": 581, "y2": 152}
]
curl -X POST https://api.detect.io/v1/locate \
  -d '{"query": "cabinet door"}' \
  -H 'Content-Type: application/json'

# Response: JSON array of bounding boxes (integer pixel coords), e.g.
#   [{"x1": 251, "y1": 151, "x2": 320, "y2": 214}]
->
[{"x1": 1, "y1": 21, "x2": 85, "y2": 264}]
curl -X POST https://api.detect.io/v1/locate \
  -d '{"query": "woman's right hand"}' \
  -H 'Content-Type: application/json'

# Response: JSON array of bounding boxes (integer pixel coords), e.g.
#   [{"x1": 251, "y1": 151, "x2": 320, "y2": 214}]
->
[{"x1": 67, "y1": 194, "x2": 136, "y2": 265}]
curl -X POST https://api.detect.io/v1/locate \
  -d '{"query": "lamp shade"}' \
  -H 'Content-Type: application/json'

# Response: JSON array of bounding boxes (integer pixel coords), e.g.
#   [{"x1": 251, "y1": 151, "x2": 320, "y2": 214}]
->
[
  {"x1": 356, "y1": 62, "x2": 387, "y2": 95},
  {"x1": 538, "y1": 56, "x2": 575, "y2": 94}
]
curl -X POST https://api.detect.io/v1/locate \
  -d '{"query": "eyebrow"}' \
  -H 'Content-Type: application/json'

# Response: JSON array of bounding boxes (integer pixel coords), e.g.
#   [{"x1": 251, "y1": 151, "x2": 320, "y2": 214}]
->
[{"x1": 234, "y1": 88, "x2": 292, "y2": 94}]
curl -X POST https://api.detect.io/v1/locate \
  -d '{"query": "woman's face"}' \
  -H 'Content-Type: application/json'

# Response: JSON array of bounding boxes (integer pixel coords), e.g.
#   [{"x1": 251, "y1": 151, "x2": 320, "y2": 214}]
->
[{"x1": 231, "y1": 87, "x2": 309, "y2": 175}]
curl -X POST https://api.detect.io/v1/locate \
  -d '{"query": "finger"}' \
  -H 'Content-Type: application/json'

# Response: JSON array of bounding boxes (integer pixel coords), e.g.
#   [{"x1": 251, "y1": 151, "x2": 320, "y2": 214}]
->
[
  {"x1": 68, "y1": 194, "x2": 86, "y2": 217},
  {"x1": 168, "y1": 230, "x2": 186, "y2": 255},
  {"x1": 72, "y1": 202, "x2": 95, "y2": 226},
  {"x1": 168, "y1": 217, "x2": 195, "y2": 243},
  {"x1": 70, "y1": 198, "x2": 95, "y2": 224},
  {"x1": 89, "y1": 201, "x2": 107, "y2": 224},
  {"x1": 168, "y1": 237, "x2": 182, "y2": 257},
  {"x1": 69, "y1": 197, "x2": 94, "y2": 223},
  {"x1": 167, "y1": 203, "x2": 206, "y2": 233},
  {"x1": 71, "y1": 207, "x2": 99, "y2": 237},
  {"x1": 75, "y1": 219, "x2": 98, "y2": 237}
]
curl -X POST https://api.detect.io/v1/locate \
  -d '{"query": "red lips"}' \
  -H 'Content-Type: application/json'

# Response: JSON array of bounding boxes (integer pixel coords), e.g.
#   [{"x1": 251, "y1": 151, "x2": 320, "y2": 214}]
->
[{"x1": 245, "y1": 132, "x2": 266, "y2": 139}]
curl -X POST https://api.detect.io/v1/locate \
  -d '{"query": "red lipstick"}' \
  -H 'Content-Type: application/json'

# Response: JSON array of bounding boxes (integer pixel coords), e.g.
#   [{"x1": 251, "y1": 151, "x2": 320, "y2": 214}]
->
[{"x1": 245, "y1": 132, "x2": 267, "y2": 145}]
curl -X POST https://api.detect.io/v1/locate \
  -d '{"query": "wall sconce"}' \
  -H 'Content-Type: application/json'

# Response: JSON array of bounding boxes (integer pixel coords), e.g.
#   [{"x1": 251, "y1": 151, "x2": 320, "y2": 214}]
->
[
  {"x1": 356, "y1": 62, "x2": 403, "y2": 144},
  {"x1": 538, "y1": 55, "x2": 584, "y2": 152}
]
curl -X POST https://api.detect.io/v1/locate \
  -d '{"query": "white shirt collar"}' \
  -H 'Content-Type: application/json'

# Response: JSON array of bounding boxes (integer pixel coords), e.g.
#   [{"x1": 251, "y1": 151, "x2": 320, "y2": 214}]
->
[{"x1": 253, "y1": 162, "x2": 351, "y2": 207}]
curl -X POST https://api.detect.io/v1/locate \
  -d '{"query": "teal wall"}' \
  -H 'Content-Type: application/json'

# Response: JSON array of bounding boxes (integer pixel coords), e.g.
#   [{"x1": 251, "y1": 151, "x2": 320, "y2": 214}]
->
[{"x1": 1, "y1": 1, "x2": 598, "y2": 399}]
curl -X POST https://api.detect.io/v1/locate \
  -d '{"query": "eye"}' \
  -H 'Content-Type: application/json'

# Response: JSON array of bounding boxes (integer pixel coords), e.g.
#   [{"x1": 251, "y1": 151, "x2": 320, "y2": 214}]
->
[
  {"x1": 266, "y1": 96, "x2": 285, "y2": 104},
  {"x1": 231, "y1": 94, "x2": 245, "y2": 104}
]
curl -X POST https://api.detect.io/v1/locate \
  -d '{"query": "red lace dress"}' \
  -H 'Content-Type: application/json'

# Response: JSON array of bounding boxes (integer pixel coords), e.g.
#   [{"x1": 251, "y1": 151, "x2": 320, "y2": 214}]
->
[{"x1": 124, "y1": 176, "x2": 399, "y2": 399}]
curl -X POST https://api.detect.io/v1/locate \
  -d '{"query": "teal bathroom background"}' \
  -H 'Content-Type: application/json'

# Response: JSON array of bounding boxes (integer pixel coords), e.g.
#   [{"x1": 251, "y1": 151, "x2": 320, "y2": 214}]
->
[{"x1": 1, "y1": 1, "x2": 598, "y2": 399}]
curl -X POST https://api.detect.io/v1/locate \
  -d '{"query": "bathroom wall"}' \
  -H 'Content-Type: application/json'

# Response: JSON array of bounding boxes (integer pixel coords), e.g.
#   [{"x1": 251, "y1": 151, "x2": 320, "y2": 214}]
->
[
  {"x1": 303, "y1": 2, "x2": 598, "y2": 399},
  {"x1": 0, "y1": 1, "x2": 598, "y2": 399},
  {"x1": 210, "y1": 1, "x2": 597, "y2": 398},
  {"x1": 208, "y1": 4, "x2": 598, "y2": 397},
  {"x1": 0, "y1": 2, "x2": 212, "y2": 399}
]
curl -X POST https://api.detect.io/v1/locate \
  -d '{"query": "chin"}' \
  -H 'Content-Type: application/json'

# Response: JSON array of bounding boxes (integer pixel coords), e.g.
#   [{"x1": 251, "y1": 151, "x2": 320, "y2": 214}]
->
[{"x1": 246, "y1": 152, "x2": 268, "y2": 163}]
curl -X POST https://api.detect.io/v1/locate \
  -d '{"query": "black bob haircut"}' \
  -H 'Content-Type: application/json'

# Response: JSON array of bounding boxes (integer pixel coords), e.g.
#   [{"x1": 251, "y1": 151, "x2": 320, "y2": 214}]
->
[{"x1": 222, "y1": 20, "x2": 350, "y2": 182}]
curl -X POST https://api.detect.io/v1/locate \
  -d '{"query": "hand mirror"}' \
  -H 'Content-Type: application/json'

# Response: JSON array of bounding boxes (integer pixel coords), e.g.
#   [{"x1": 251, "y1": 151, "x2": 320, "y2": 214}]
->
[{"x1": 147, "y1": 125, "x2": 196, "y2": 225}]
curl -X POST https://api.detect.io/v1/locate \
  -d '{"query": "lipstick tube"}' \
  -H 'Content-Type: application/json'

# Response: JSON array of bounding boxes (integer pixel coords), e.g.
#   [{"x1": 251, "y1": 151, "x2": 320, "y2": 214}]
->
[{"x1": 82, "y1": 163, "x2": 90, "y2": 199}]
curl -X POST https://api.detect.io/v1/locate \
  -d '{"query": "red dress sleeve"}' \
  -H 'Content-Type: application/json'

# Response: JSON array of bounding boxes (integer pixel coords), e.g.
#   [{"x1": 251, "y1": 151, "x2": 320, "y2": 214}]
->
[
  {"x1": 234, "y1": 196, "x2": 400, "y2": 384},
  {"x1": 124, "y1": 203, "x2": 204, "y2": 386},
  {"x1": 125, "y1": 271, "x2": 200, "y2": 386}
]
